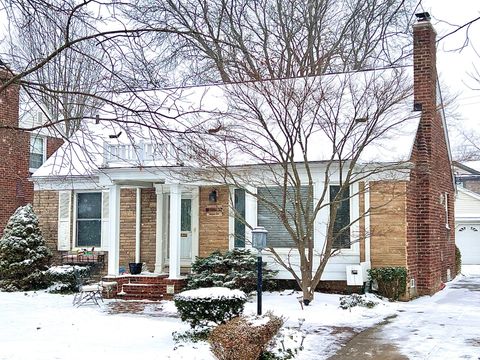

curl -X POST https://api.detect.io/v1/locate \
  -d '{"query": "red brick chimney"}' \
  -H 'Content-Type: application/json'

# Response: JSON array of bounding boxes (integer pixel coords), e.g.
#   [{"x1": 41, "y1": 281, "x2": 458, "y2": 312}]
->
[
  {"x1": 0, "y1": 71, "x2": 31, "y2": 235},
  {"x1": 407, "y1": 16, "x2": 456, "y2": 296}
]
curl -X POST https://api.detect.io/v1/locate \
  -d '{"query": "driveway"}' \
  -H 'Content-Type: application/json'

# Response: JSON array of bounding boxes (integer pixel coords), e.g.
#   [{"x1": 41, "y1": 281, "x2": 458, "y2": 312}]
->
[{"x1": 330, "y1": 267, "x2": 480, "y2": 359}]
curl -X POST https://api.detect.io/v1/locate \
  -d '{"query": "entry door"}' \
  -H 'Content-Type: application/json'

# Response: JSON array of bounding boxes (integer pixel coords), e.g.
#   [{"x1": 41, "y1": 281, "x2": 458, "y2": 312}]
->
[{"x1": 180, "y1": 198, "x2": 192, "y2": 260}]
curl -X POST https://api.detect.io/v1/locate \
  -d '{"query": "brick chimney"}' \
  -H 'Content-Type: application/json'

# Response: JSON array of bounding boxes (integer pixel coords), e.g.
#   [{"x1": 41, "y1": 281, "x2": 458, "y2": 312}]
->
[
  {"x1": 407, "y1": 16, "x2": 456, "y2": 297},
  {"x1": 0, "y1": 70, "x2": 31, "y2": 234}
]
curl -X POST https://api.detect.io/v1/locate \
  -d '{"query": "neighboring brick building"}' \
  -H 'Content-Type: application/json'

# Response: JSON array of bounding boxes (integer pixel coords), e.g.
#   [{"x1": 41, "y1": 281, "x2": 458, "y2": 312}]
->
[
  {"x1": 0, "y1": 71, "x2": 63, "y2": 235},
  {"x1": 31, "y1": 16, "x2": 455, "y2": 299}
]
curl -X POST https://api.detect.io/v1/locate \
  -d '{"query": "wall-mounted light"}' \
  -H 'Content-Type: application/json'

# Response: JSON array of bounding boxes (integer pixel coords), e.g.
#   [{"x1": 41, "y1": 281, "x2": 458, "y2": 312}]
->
[{"x1": 209, "y1": 189, "x2": 218, "y2": 203}]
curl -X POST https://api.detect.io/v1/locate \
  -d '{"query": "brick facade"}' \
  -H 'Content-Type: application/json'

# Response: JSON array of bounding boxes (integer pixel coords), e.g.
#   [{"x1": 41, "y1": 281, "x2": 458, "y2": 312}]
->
[
  {"x1": 407, "y1": 20, "x2": 456, "y2": 296},
  {"x1": 0, "y1": 71, "x2": 29, "y2": 235},
  {"x1": 369, "y1": 181, "x2": 408, "y2": 268},
  {"x1": 118, "y1": 188, "x2": 157, "y2": 272},
  {"x1": 0, "y1": 71, "x2": 63, "y2": 235},
  {"x1": 198, "y1": 186, "x2": 229, "y2": 257},
  {"x1": 33, "y1": 190, "x2": 62, "y2": 263}
]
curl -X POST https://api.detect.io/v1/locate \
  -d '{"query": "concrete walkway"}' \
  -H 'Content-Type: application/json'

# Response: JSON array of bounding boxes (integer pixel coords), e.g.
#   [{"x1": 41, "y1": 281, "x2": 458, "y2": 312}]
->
[{"x1": 329, "y1": 271, "x2": 480, "y2": 359}]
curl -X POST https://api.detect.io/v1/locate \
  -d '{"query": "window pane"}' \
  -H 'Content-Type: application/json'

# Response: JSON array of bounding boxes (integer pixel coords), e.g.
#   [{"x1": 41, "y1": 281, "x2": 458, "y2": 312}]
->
[
  {"x1": 29, "y1": 153, "x2": 44, "y2": 169},
  {"x1": 77, "y1": 193, "x2": 102, "y2": 219},
  {"x1": 77, "y1": 220, "x2": 101, "y2": 247},
  {"x1": 181, "y1": 198, "x2": 191, "y2": 231},
  {"x1": 234, "y1": 189, "x2": 246, "y2": 248},
  {"x1": 330, "y1": 185, "x2": 351, "y2": 249},
  {"x1": 257, "y1": 186, "x2": 312, "y2": 248},
  {"x1": 30, "y1": 136, "x2": 44, "y2": 154}
]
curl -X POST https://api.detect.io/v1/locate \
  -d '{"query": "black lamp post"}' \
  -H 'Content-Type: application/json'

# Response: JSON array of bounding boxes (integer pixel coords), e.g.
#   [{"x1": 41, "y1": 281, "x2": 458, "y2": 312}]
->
[{"x1": 252, "y1": 226, "x2": 267, "y2": 315}]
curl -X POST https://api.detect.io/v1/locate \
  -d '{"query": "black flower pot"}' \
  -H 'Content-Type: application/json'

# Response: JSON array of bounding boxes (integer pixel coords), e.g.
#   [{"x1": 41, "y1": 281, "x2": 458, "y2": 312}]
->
[{"x1": 129, "y1": 262, "x2": 142, "y2": 275}]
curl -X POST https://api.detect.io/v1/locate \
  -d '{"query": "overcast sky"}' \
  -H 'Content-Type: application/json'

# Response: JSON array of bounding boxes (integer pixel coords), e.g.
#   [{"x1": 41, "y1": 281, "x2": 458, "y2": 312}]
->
[{"x1": 421, "y1": 0, "x2": 480, "y2": 138}]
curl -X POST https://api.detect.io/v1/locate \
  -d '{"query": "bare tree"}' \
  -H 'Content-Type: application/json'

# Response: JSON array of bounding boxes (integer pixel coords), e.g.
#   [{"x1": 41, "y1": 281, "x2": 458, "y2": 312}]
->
[
  {"x1": 5, "y1": 0, "x2": 106, "y2": 137},
  {"x1": 127, "y1": 0, "x2": 414, "y2": 83}
]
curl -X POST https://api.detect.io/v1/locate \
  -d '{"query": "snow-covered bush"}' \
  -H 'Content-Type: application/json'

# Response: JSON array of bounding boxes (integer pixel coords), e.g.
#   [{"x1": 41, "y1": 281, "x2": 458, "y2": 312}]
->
[
  {"x1": 174, "y1": 287, "x2": 247, "y2": 328},
  {"x1": 339, "y1": 294, "x2": 377, "y2": 310},
  {"x1": 0, "y1": 204, "x2": 52, "y2": 291},
  {"x1": 185, "y1": 248, "x2": 277, "y2": 293},
  {"x1": 45, "y1": 265, "x2": 91, "y2": 293},
  {"x1": 209, "y1": 312, "x2": 283, "y2": 360}
]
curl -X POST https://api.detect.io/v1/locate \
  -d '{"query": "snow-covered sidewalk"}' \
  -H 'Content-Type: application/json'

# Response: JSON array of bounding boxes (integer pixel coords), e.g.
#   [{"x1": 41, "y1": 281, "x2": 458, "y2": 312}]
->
[{"x1": 0, "y1": 268, "x2": 479, "y2": 360}]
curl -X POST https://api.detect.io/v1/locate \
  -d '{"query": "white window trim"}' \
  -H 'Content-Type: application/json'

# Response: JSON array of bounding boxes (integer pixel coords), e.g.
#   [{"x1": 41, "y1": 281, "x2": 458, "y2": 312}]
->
[
  {"x1": 326, "y1": 182, "x2": 359, "y2": 256},
  {"x1": 29, "y1": 134, "x2": 47, "y2": 173},
  {"x1": 73, "y1": 191, "x2": 105, "y2": 250}
]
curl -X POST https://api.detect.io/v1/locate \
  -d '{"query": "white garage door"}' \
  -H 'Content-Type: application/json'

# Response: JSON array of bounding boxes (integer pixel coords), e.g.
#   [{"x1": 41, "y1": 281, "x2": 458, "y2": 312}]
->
[{"x1": 456, "y1": 224, "x2": 480, "y2": 265}]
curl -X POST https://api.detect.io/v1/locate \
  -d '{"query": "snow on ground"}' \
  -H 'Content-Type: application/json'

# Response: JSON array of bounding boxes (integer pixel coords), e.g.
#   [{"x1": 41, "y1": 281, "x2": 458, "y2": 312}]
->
[
  {"x1": 0, "y1": 268, "x2": 479, "y2": 360},
  {"x1": 382, "y1": 265, "x2": 480, "y2": 359}
]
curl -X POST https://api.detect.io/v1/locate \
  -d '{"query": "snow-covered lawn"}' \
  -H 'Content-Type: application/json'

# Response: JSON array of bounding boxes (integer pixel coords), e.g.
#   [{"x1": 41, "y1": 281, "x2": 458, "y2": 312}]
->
[{"x1": 1, "y1": 267, "x2": 479, "y2": 360}]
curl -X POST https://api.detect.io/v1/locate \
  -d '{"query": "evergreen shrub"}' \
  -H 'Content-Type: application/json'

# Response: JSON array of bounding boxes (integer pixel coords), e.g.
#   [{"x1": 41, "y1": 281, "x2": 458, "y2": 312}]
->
[
  {"x1": 368, "y1": 266, "x2": 407, "y2": 301},
  {"x1": 174, "y1": 287, "x2": 247, "y2": 328},
  {"x1": 0, "y1": 205, "x2": 52, "y2": 291},
  {"x1": 185, "y1": 248, "x2": 277, "y2": 293},
  {"x1": 45, "y1": 265, "x2": 91, "y2": 293}
]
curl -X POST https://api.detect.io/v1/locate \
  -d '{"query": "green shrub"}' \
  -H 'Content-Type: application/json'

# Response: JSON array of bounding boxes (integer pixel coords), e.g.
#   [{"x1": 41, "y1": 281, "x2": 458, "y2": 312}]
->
[
  {"x1": 174, "y1": 287, "x2": 247, "y2": 328},
  {"x1": 44, "y1": 265, "x2": 91, "y2": 293},
  {"x1": 455, "y1": 245, "x2": 462, "y2": 275},
  {"x1": 368, "y1": 267, "x2": 407, "y2": 301},
  {"x1": 209, "y1": 313, "x2": 283, "y2": 360},
  {"x1": 185, "y1": 248, "x2": 277, "y2": 294},
  {"x1": 0, "y1": 205, "x2": 52, "y2": 291},
  {"x1": 339, "y1": 294, "x2": 377, "y2": 310}
]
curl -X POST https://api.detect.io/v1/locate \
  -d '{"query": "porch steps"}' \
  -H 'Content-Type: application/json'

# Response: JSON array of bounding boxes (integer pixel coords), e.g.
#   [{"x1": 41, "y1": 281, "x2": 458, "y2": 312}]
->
[
  {"x1": 117, "y1": 283, "x2": 164, "y2": 301},
  {"x1": 102, "y1": 274, "x2": 186, "y2": 301}
]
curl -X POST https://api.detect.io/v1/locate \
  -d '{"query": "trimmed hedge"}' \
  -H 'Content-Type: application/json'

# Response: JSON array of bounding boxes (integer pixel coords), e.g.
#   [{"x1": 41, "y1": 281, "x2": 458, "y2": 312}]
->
[{"x1": 174, "y1": 287, "x2": 247, "y2": 328}]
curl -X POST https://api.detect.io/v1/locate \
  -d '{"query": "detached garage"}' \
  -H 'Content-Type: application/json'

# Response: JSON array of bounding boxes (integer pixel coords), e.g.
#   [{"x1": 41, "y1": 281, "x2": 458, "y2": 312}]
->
[{"x1": 455, "y1": 188, "x2": 480, "y2": 265}]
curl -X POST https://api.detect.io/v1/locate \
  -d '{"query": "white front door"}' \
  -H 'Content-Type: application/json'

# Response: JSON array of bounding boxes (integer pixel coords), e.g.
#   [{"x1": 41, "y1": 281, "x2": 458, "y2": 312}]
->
[
  {"x1": 164, "y1": 195, "x2": 194, "y2": 265},
  {"x1": 180, "y1": 198, "x2": 192, "y2": 261}
]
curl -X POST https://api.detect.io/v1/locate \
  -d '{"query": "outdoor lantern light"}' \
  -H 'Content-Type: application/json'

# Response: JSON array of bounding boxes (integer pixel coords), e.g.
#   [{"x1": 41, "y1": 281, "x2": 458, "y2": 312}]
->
[
  {"x1": 252, "y1": 226, "x2": 268, "y2": 315},
  {"x1": 252, "y1": 226, "x2": 267, "y2": 250},
  {"x1": 208, "y1": 189, "x2": 218, "y2": 203}
]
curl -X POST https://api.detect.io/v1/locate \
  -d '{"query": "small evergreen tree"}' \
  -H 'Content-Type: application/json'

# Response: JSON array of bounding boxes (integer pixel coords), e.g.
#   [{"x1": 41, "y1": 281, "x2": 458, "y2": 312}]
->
[{"x1": 0, "y1": 204, "x2": 52, "y2": 291}]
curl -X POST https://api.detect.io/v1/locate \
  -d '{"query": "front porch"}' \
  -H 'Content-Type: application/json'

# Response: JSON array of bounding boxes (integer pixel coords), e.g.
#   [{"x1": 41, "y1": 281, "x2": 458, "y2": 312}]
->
[{"x1": 103, "y1": 181, "x2": 231, "y2": 298}]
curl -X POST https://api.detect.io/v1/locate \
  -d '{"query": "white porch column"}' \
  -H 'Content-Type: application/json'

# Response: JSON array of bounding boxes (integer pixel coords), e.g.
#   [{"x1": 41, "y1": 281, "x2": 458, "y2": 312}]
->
[
  {"x1": 169, "y1": 183, "x2": 182, "y2": 279},
  {"x1": 108, "y1": 184, "x2": 121, "y2": 275},
  {"x1": 135, "y1": 188, "x2": 141, "y2": 263},
  {"x1": 154, "y1": 187, "x2": 164, "y2": 273}
]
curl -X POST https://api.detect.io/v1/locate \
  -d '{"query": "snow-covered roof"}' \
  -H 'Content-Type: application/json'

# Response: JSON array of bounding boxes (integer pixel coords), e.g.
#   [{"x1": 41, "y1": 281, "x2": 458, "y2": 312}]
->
[{"x1": 32, "y1": 66, "x2": 420, "y2": 180}]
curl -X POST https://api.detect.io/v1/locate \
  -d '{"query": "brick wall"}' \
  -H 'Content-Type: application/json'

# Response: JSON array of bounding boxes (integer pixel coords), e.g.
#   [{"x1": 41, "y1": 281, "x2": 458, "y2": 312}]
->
[
  {"x1": 118, "y1": 188, "x2": 157, "y2": 272},
  {"x1": 140, "y1": 188, "x2": 156, "y2": 271},
  {"x1": 199, "y1": 186, "x2": 229, "y2": 257},
  {"x1": 33, "y1": 190, "x2": 62, "y2": 263},
  {"x1": 0, "y1": 71, "x2": 63, "y2": 235},
  {"x1": 119, "y1": 188, "x2": 136, "y2": 269},
  {"x1": 0, "y1": 71, "x2": 30, "y2": 235},
  {"x1": 407, "y1": 20, "x2": 456, "y2": 296},
  {"x1": 369, "y1": 181, "x2": 408, "y2": 268}
]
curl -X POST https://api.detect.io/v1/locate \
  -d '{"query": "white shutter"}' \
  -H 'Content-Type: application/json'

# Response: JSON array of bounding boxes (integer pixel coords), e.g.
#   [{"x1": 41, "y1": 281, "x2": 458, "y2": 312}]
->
[
  {"x1": 57, "y1": 191, "x2": 72, "y2": 250},
  {"x1": 101, "y1": 191, "x2": 110, "y2": 249}
]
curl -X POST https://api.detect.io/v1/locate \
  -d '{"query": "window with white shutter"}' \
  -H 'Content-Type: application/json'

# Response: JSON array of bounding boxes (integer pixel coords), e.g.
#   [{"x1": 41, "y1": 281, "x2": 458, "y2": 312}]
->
[{"x1": 57, "y1": 191, "x2": 72, "y2": 250}]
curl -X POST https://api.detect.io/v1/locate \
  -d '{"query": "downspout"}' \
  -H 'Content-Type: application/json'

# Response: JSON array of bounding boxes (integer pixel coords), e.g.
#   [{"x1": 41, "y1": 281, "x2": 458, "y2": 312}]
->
[
  {"x1": 135, "y1": 188, "x2": 141, "y2": 263},
  {"x1": 364, "y1": 184, "x2": 371, "y2": 267}
]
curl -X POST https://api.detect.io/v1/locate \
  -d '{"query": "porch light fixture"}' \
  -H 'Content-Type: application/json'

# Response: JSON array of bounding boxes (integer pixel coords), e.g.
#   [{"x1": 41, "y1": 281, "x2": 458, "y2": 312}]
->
[
  {"x1": 209, "y1": 189, "x2": 218, "y2": 203},
  {"x1": 252, "y1": 226, "x2": 268, "y2": 315}
]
